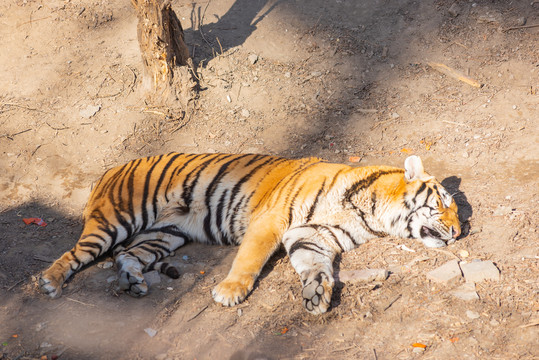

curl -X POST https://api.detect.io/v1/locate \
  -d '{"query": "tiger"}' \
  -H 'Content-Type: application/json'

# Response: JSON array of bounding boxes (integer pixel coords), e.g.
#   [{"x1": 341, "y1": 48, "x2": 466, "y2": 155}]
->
[{"x1": 39, "y1": 153, "x2": 461, "y2": 314}]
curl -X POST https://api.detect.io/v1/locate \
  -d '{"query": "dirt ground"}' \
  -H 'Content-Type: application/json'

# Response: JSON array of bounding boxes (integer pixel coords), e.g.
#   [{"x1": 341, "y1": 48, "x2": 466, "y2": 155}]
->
[{"x1": 0, "y1": 0, "x2": 538, "y2": 359}]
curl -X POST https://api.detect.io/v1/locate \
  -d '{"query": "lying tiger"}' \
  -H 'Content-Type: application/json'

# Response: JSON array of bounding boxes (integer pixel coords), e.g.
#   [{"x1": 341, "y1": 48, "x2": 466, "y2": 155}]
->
[{"x1": 39, "y1": 153, "x2": 460, "y2": 314}]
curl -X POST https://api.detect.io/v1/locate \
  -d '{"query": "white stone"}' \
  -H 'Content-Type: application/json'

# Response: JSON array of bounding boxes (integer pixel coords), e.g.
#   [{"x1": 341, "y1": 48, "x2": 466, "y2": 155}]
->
[
  {"x1": 248, "y1": 54, "x2": 258, "y2": 64},
  {"x1": 337, "y1": 269, "x2": 388, "y2": 283},
  {"x1": 426, "y1": 260, "x2": 462, "y2": 285},
  {"x1": 80, "y1": 104, "x2": 101, "y2": 118},
  {"x1": 466, "y1": 310, "x2": 480, "y2": 319},
  {"x1": 450, "y1": 282, "x2": 479, "y2": 301},
  {"x1": 144, "y1": 328, "x2": 157, "y2": 337},
  {"x1": 460, "y1": 260, "x2": 500, "y2": 282}
]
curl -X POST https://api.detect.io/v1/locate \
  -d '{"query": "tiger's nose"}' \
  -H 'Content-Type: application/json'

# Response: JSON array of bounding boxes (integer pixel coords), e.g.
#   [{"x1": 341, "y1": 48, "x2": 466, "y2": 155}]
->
[{"x1": 451, "y1": 225, "x2": 461, "y2": 239}]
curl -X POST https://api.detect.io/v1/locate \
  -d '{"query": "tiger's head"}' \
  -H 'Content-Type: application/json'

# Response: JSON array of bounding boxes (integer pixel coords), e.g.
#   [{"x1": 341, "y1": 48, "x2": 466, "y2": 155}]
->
[{"x1": 398, "y1": 156, "x2": 461, "y2": 248}]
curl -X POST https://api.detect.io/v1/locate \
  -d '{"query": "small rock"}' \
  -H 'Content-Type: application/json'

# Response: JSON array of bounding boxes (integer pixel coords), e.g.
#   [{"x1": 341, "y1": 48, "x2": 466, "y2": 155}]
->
[
  {"x1": 490, "y1": 319, "x2": 500, "y2": 326},
  {"x1": 284, "y1": 72, "x2": 291, "y2": 78},
  {"x1": 40, "y1": 342, "x2": 52, "y2": 348},
  {"x1": 311, "y1": 71, "x2": 322, "y2": 77},
  {"x1": 144, "y1": 328, "x2": 157, "y2": 337},
  {"x1": 413, "y1": 347, "x2": 426, "y2": 353},
  {"x1": 426, "y1": 260, "x2": 462, "y2": 285},
  {"x1": 144, "y1": 270, "x2": 161, "y2": 287},
  {"x1": 462, "y1": 151, "x2": 469, "y2": 158},
  {"x1": 391, "y1": 112, "x2": 400, "y2": 119},
  {"x1": 226, "y1": 95, "x2": 232, "y2": 103},
  {"x1": 248, "y1": 54, "x2": 258, "y2": 65},
  {"x1": 450, "y1": 282, "x2": 479, "y2": 301},
  {"x1": 460, "y1": 260, "x2": 500, "y2": 282},
  {"x1": 448, "y1": 3, "x2": 460, "y2": 17},
  {"x1": 35, "y1": 322, "x2": 48, "y2": 331},
  {"x1": 466, "y1": 310, "x2": 480, "y2": 319},
  {"x1": 459, "y1": 250, "x2": 470, "y2": 258},
  {"x1": 237, "y1": 308, "x2": 243, "y2": 317},
  {"x1": 337, "y1": 268, "x2": 388, "y2": 283},
  {"x1": 516, "y1": 17, "x2": 527, "y2": 26},
  {"x1": 241, "y1": 109, "x2": 250, "y2": 118},
  {"x1": 493, "y1": 205, "x2": 512, "y2": 216},
  {"x1": 182, "y1": 255, "x2": 189, "y2": 261},
  {"x1": 106, "y1": 275, "x2": 117, "y2": 283},
  {"x1": 79, "y1": 104, "x2": 101, "y2": 118}
]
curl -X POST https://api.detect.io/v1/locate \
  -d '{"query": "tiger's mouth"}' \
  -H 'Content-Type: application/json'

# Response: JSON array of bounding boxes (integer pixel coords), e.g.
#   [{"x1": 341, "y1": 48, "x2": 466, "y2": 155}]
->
[{"x1": 420, "y1": 226, "x2": 442, "y2": 240}]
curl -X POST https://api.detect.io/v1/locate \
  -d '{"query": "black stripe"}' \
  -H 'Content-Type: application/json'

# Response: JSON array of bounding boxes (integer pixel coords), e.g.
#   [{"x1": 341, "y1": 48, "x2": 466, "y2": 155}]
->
[
  {"x1": 342, "y1": 169, "x2": 403, "y2": 206},
  {"x1": 151, "y1": 153, "x2": 183, "y2": 220},
  {"x1": 305, "y1": 180, "x2": 326, "y2": 223},
  {"x1": 334, "y1": 225, "x2": 361, "y2": 246},
  {"x1": 163, "y1": 153, "x2": 196, "y2": 201},
  {"x1": 181, "y1": 153, "x2": 223, "y2": 208},
  {"x1": 215, "y1": 189, "x2": 231, "y2": 244},
  {"x1": 203, "y1": 154, "x2": 248, "y2": 242},
  {"x1": 287, "y1": 187, "x2": 303, "y2": 226},
  {"x1": 141, "y1": 155, "x2": 165, "y2": 230},
  {"x1": 288, "y1": 241, "x2": 328, "y2": 257},
  {"x1": 322, "y1": 225, "x2": 346, "y2": 252}
]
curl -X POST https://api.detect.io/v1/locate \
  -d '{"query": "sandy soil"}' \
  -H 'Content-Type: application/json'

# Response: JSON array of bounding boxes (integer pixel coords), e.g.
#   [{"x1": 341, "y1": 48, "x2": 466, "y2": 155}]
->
[{"x1": 0, "y1": 0, "x2": 538, "y2": 359}]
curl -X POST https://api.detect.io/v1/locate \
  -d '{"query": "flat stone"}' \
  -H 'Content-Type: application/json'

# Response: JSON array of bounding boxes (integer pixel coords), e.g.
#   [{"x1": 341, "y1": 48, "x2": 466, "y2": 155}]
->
[
  {"x1": 426, "y1": 260, "x2": 462, "y2": 285},
  {"x1": 450, "y1": 282, "x2": 479, "y2": 301},
  {"x1": 337, "y1": 269, "x2": 388, "y2": 283},
  {"x1": 460, "y1": 260, "x2": 500, "y2": 282},
  {"x1": 248, "y1": 54, "x2": 258, "y2": 64},
  {"x1": 79, "y1": 104, "x2": 101, "y2": 118},
  {"x1": 466, "y1": 310, "x2": 480, "y2": 319},
  {"x1": 144, "y1": 270, "x2": 161, "y2": 287}
]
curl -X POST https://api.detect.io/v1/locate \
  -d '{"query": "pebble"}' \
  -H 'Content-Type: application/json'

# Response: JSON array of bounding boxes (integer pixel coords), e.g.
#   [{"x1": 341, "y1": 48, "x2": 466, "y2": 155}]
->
[
  {"x1": 248, "y1": 54, "x2": 258, "y2": 65},
  {"x1": 426, "y1": 260, "x2": 462, "y2": 285},
  {"x1": 241, "y1": 109, "x2": 250, "y2": 118},
  {"x1": 413, "y1": 347, "x2": 426, "y2": 353},
  {"x1": 144, "y1": 328, "x2": 157, "y2": 337},
  {"x1": 462, "y1": 151, "x2": 469, "y2": 158},
  {"x1": 516, "y1": 17, "x2": 527, "y2": 26},
  {"x1": 284, "y1": 72, "x2": 291, "y2": 78},
  {"x1": 466, "y1": 310, "x2": 480, "y2": 319},
  {"x1": 182, "y1": 255, "x2": 189, "y2": 261},
  {"x1": 106, "y1": 275, "x2": 117, "y2": 283},
  {"x1": 460, "y1": 260, "x2": 500, "y2": 282},
  {"x1": 448, "y1": 3, "x2": 460, "y2": 17},
  {"x1": 79, "y1": 104, "x2": 101, "y2": 118},
  {"x1": 391, "y1": 112, "x2": 400, "y2": 119},
  {"x1": 450, "y1": 282, "x2": 479, "y2": 301},
  {"x1": 459, "y1": 250, "x2": 470, "y2": 258}
]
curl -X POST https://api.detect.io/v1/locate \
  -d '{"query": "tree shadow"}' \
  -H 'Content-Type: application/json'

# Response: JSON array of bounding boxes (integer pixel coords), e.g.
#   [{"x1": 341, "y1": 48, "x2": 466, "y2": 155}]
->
[{"x1": 184, "y1": 0, "x2": 280, "y2": 62}]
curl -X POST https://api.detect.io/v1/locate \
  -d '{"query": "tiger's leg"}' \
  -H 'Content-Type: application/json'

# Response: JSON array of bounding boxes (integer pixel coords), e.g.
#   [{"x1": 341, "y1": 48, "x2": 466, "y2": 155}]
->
[
  {"x1": 283, "y1": 225, "x2": 343, "y2": 315},
  {"x1": 116, "y1": 224, "x2": 188, "y2": 297},
  {"x1": 212, "y1": 220, "x2": 282, "y2": 307},
  {"x1": 39, "y1": 216, "x2": 125, "y2": 298}
]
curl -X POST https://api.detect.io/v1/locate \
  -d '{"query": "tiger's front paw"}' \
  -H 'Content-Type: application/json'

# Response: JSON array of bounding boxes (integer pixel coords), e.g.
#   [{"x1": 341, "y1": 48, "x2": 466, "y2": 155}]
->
[
  {"x1": 301, "y1": 271, "x2": 334, "y2": 315},
  {"x1": 38, "y1": 273, "x2": 63, "y2": 299},
  {"x1": 212, "y1": 275, "x2": 254, "y2": 307}
]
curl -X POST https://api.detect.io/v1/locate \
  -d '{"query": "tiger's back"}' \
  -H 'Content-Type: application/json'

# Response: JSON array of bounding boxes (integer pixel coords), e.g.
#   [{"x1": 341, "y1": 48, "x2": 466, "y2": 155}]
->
[{"x1": 39, "y1": 153, "x2": 460, "y2": 314}]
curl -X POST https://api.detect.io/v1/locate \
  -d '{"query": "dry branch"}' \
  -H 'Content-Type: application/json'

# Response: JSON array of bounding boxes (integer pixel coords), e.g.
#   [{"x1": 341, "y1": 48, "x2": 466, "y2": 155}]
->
[{"x1": 428, "y1": 62, "x2": 483, "y2": 88}]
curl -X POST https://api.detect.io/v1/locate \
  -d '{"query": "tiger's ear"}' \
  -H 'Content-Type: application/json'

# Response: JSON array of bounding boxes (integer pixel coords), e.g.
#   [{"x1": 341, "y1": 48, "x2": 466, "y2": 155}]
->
[{"x1": 404, "y1": 155, "x2": 425, "y2": 182}]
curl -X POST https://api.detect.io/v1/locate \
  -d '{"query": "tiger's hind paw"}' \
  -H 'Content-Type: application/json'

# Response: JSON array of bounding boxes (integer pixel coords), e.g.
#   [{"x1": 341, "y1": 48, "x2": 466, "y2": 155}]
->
[
  {"x1": 118, "y1": 268, "x2": 148, "y2": 297},
  {"x1": 212, "y1": 275, "x2": 254, "y2": 307},
  {"x1": 301, "y1": 271, "x2": 334, "y2": 315},
  {"x1": 38, "y1": 274, "x2": 63, "y2": 299}
]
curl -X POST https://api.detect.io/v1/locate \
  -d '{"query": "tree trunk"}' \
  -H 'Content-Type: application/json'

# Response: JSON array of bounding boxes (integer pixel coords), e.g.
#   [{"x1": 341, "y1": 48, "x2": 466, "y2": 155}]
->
[{"x1": 131, "y1": 0, "x2": 196, "y2": 114}]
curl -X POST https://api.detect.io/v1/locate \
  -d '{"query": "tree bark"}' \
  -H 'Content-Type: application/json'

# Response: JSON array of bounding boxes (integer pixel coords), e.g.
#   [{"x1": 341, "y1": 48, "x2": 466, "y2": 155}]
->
[{"x1": 131, "y1": 0, "x2": 196, "y2": 113}]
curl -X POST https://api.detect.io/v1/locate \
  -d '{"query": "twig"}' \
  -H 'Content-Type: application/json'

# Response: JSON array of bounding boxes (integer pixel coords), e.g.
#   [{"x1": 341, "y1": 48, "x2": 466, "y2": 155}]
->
[
  {"x1": 7, "y1": 278, "x2": 25, "y2": 291},
  {"x1": 428, "y1": 62, "x2": 483, "y2": 88},
  {"x1": 383, "y1": 293, "x2": 402, "y2": 311},
  {"x1": 519, "y1": 319, "x2": 539, "y2": 328},
  {"x1": 373, "y1": 348, "x2": 378, "y2": 360},
  {"x1": 1, "y1": 102, "x2": 51, "y2": 114},
  {"x1": 216, "y1": 37, "x2": 223, "y2": 55},
  {"x1": 442, "y1": 120, "x2": 471, "y2": 127},
  {"x1": 503, "y1": 23, "x2": 539, "y2": 32},
  {"x1": 187, "y1": 304, "x2": 208, "y2": 322},
  {"x1": 66, "y1": 297, "x2": 96, "y2": 307},
  {"x1": 198, "y1": 0, "x2": 213, "y2": 48},
  {"x1": 16, "y1": 16, "x2": 51, "y2": 28},
  {"x1": 0, "y1": 128, "x2": 32, "y2": 140}
]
